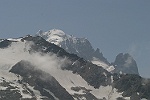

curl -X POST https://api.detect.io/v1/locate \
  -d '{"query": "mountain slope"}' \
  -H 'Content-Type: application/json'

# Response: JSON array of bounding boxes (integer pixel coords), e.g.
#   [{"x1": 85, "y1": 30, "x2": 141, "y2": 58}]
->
[
  {"x1": 37, "y1": 29, "x2": 139, "y2": 75},
  {"x1": 10, "y1": 60, "x2": 74, "y2": 100},
  {"x1": 37, "y1": 29, "x2": 109, "y2": 64},
  {"x1": 0, "y1": 34, "x2": 149, "y2": 100}
]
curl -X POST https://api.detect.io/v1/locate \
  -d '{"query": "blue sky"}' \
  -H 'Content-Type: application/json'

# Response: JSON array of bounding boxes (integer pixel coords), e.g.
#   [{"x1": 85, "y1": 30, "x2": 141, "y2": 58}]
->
[{"x1": 0, "y1": 0, "x2": 150, "y2": 78}]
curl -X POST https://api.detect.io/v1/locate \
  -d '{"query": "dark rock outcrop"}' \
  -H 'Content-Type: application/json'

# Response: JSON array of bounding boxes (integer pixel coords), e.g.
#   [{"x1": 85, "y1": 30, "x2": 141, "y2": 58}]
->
[
  {"x1": 10, "y1": 60, "x2": 74, "y2": 100},
  {"x1": 112, "y1": 53, "x2": 139, "y2": 75},
  {"x1": 0, "y1": 40, "x2": 12, "y2": 48}
]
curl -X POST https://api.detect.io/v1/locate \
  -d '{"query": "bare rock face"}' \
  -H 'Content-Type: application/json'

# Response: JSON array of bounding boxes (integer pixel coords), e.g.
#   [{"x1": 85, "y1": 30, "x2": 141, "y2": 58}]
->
[{"x1": 113, "y1": 53, "x2": 139, "y2": 75}]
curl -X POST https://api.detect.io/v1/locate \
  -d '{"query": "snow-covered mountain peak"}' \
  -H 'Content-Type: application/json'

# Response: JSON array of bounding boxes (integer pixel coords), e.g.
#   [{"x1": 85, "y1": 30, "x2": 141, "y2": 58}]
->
[
  {"x1": 37, "y1": 29, "x2": 72, "y2": 45},
  {"x1": 36, "y1": 29, "x2": 110, "y2": 70},
  {"x1": 37, "y1": 29, "x2": 89, "y2": 45},
  {"x1": 45, "y1": 29, "x2": 66, "y2": 37},
  {"x1": 36, "y1": 29, "x2": 139, "y2": 75}
]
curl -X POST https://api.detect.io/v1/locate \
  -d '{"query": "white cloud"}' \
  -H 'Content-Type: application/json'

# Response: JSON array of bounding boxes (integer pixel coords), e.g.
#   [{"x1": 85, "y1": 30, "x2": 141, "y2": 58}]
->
[
  {"x1": 0, "y1": 40, "x2": 69, "y2": 74},
  {"x1": 127, "y1": 43, "x2": 139, "y2": 58},
  {"x1": 124, "y1": 56, "x2": 133, "y2": 67}
]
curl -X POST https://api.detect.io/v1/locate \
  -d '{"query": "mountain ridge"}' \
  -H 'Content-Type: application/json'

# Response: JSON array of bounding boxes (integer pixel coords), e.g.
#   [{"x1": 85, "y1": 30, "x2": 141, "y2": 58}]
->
[
  {"x1": 0, "y1": 31, "x2": 149, "y2": 100},
  {"x1": 36, "y1": 29, "x2": 139, "y2": 75}
]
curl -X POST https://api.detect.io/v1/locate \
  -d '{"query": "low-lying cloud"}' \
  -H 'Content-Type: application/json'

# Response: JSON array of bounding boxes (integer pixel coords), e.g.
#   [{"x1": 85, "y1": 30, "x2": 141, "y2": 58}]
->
[
  {"x1": 124, "y1": 56, "x2": 133, "y2": 67},
  {"x1": 0, "y1": 40, "x2": 69, "y2": 75}
]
